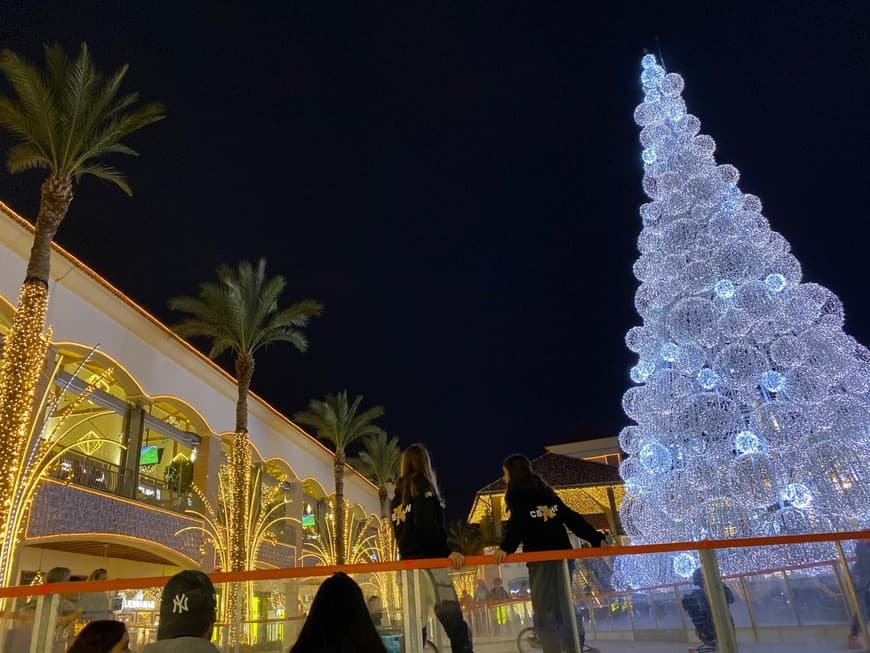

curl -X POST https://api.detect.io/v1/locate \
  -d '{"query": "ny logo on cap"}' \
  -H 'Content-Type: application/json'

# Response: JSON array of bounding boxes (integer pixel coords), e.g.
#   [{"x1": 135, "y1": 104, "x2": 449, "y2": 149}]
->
[{"x1": 172, "y1": 593, "x2": 189, "y2": 614}]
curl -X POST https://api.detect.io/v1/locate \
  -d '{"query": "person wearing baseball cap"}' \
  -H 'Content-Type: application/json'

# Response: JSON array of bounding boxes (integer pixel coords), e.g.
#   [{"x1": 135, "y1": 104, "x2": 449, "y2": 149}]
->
[{"x1": 141, "y1": 570, "x2": 219, "y2": 652}]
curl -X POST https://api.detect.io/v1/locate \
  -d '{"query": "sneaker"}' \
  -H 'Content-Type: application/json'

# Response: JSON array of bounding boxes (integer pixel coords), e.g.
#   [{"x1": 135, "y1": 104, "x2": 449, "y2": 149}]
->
[{"x1": 848, "y1": 633, "x2": 861, "y2": 650}]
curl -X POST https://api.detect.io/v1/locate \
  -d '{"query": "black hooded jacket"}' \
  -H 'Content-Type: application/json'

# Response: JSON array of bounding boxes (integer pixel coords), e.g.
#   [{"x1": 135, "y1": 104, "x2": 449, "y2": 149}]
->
[
  {"x1": 500, "y1": 485, "x2": 605, "y2": 554},
  {"x1": 390, "y1": 481, "x2": 452, "y2": 559}
]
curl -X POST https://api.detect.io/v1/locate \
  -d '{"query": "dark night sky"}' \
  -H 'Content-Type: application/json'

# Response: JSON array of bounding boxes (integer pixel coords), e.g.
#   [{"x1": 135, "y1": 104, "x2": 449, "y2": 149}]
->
[{"x1": 0, "y1": 1, "x2": 868, "y2": 519}]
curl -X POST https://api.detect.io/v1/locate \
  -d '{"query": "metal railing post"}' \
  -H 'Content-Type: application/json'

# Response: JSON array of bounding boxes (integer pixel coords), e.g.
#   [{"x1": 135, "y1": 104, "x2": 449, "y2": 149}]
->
[
  {"x1": 401, "y1": 568, "x2": 423, "y2": 653},
  {"x1": 836, "y1": 540, "x2": 869, "y2": 649},
  {"x1": 562, "y1": 560, "x2": 582, "y2": 653},
  {"x1": 738, "y1": 575, "x2": 759, "y2": 643},
  {"x1": 698, "y1": 547, "x2": 738, "y2": 653},
  {"x1": 30, "y1": 592, "x2": 59, "y2": 653}
]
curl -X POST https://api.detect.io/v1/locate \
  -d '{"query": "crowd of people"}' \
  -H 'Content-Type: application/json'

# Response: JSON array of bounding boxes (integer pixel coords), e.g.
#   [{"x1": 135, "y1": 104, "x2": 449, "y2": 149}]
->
[{"x1": 6, "y1": 445, "x2": 868, "y2": 653}]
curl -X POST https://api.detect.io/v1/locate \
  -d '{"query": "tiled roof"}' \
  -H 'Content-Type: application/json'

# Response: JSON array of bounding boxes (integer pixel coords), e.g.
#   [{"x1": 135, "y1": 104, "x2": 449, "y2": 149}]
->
[{"x1": 477, "y1": 452, "x2": 621, "y2": 493}]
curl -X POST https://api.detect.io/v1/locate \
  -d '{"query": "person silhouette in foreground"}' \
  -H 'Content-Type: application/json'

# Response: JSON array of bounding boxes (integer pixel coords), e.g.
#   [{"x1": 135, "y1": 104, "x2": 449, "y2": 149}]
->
[
  {"x1": 67, "y1": 620, "x2": 130, "y2": 653},
  {"x1": 289, "y1": 573, "x2": 386, "y2": 653},
  {"x1": 681, "y1": 568, "x2": 734, "y2": 652},
  {"x1": 140, "y1": 570, "x2": 218, "y2": 653}
]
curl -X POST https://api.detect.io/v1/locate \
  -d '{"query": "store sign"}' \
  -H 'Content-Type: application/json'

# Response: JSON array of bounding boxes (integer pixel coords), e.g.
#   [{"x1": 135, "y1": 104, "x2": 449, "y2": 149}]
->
[{"x1": 122, "y1": 598, "x2": 156, "y2": 611}]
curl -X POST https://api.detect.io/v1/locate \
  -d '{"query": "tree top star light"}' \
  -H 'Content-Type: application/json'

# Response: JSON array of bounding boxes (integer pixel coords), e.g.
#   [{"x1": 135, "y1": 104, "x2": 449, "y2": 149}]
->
[{"x1": 614, "y1": 54, "x2": 869, "y2": 588}]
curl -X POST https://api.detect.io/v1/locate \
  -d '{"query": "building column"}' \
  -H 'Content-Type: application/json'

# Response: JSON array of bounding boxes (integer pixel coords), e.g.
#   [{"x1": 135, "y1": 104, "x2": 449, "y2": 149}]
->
[
  {"x1": 193, "y1": 433, "x2": 223, "y2": 504},
  {"x1": 119, "y1": 404, "x2": 145, "y2": 499},
  {"x1": 286, "y1": 480, "x2": 303, "y2": 565}
]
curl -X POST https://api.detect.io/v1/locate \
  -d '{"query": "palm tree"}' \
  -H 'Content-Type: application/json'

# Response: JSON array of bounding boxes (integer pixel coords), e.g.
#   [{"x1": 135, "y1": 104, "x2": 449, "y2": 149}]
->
[
  {"x1": 294, "y1": 392, "x2": 384, "y2": 565},
  {"x1": 351, "y1": 432, "x2": 401, "y2": 518},
  {"x1": 0, "y1": 43, "x2": 163, "y2": 586},
  {"x1": 447, "y1": 520, "x2": 481, "y2": 556},
  {"x1": 169, "y1": 259, "x2": 322, "y2": 577}
]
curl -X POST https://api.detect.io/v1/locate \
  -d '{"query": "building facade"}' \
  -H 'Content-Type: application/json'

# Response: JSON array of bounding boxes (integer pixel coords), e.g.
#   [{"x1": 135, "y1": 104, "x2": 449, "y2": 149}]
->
[{"x1": 0, "y1": 201, "x2": 380, "y2": 585}]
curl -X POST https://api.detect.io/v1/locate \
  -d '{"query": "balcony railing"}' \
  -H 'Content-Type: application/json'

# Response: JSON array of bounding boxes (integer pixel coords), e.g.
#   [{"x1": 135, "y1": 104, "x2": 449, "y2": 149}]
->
[
  {"x1": 1, "y1": 530, "x2": 867, "y2": 653},
  {"x1": 45, "y1": 450, "x2": 200, "y2": 514}
]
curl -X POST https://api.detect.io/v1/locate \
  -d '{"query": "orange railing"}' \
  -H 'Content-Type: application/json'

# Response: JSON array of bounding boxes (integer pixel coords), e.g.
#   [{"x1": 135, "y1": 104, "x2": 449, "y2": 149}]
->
[{"x1": 2, "y1": 529, "x2": 867, "y2": 598}]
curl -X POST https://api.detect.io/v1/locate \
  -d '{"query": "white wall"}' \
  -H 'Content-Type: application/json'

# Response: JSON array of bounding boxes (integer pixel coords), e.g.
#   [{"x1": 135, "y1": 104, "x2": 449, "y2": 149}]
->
[
  {"x1": 0, "y1": 204, "x2": 378, "y2": 514},
  {"x1": 17, "y1": 546, "x2": 181, "y2": 582}
]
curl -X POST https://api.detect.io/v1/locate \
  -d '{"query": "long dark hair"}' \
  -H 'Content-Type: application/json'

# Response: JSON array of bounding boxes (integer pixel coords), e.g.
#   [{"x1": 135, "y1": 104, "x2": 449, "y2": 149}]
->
[
  {"x1": 290, "y1": 573, "x2": 386, "y2": 653},
  {"x1": 503, "y1": 454, "x2": 555, "y2": 497},
  {"x1": 67, "y1": 620, "x2": 126, "y2": 653},
  {"x1": 395, "y1": 443, "x2": 442, "y2": 505}
]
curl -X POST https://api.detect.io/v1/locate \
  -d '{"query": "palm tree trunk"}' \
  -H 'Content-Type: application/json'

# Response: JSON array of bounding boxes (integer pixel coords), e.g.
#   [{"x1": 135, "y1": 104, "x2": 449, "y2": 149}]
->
[
  {"x1": 227, "y1": 352, "x2": 254, "y2": 645},
  {"x1": 378, "y1": 485, "x2": 389, "y2": 520},
  {"x1": 230, "y1": 352, "x2": 254, "y2": 571},
  {"x1": 25, "y1": 175, "x2": 74, "y2": 285},
  {"x1": 0, "y1": 174, "x2": 72, "y2": 589},
  {"x1": 334, "y1": 451, "x2": 346, "y2": 565}
]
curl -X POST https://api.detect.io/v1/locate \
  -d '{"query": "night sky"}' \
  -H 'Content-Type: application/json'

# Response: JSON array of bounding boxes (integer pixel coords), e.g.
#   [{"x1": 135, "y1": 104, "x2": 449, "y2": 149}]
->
[{"x1": 1, "y1": 1, "x2": 868, "y2": 520}]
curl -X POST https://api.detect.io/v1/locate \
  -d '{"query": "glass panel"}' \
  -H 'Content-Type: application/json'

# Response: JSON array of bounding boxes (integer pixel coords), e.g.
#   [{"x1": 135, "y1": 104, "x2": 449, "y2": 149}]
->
[
  {"x1": 3, "y1": 537, "x2": 865, "y2": 653},
  {"x1": 716, "y1": 542, "x2": 854, "y2": 652}
]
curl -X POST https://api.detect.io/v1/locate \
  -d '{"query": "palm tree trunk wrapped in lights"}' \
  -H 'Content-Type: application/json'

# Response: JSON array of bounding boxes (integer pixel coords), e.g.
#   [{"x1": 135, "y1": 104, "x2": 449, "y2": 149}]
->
[
  {"x1": 177, "y1": 452, "x2": 299, "y2": 645},
  {"x1": 0, "y1": 358, "x2": 120, "y2": 596},
  {"x1": 0, "y1": 44, "x2": 163, "y2": 588}
]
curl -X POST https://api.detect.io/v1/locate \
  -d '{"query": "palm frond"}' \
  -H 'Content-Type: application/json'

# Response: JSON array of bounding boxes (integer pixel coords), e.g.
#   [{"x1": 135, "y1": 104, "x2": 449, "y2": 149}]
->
[
  {"x1": 294, "y1": 391, "x2": 385, "y2": 454},
  {"x1": 353, "y1": 433, "x2": 401, "y2": 486},
  {"x1": 169, "y1": 259, "x2": 321, "y2": 366},
  {"x1": 6, "y1": 142, "x2": 51, "y2": 173},
  {"x1": 0, "y1": 43, "x2": 164, "y2": 188},
  {"x1": 0, "y1": 48, "x2": 59, "y2": 163},
  {"x1": 74, "y1": 161, "x2": 131, "y2": 195}
]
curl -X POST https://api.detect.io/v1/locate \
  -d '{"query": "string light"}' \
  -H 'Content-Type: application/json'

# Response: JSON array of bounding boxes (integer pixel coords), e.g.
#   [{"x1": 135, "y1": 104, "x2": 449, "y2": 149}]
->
[{"x1": 177, "y1": 441, "x2": 299, "y2": 646}]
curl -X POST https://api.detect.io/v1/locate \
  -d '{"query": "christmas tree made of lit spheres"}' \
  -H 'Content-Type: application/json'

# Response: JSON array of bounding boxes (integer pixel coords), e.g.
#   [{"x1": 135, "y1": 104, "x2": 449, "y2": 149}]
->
[{"x1": 613, "y1": 54, "x2": 869, "y2": 588}]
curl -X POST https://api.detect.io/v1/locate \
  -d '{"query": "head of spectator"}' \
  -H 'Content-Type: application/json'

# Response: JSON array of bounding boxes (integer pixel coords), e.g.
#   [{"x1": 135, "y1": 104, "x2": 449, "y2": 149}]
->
[
  {"x1": 290, "y1": 573, "x2": 386, "y2": 653},
  {"x1": 88, "y1": 568, "x2": 108, "y2": 582},
  {"x1": 156, "y1": 571, "x2": 217, "y2": 640},
  {"x1": 67, "y1": 619, "x2": 129, "y2": 653},
  {"x1": 46, "y1": 567, "x2": 72, "y2": 584}
]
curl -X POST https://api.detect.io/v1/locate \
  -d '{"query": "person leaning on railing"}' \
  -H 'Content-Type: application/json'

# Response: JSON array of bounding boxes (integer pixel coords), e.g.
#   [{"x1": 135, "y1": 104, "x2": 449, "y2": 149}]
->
[
  {"x1": 493, "y1": 454, "x2": 608, "y2": 653},
  {"x1": 391, "y1": 443, "x2": 475, "y2": 653}
]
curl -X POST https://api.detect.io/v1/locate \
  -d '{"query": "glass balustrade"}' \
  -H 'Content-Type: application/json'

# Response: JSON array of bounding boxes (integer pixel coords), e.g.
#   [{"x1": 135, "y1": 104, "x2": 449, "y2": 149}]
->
[{"x1": 0, "y1": 532, "x2": 866, "y2": 653}]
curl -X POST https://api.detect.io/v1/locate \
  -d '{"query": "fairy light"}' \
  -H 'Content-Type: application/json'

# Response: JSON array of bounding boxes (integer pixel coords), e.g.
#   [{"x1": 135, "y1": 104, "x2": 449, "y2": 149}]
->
[
  {"x1": 177, "y1": 441, "x2": 299, "y2": 646},
  {"x1": 0, "y1": 305, "x2": 121, "y2": 598},
  {"x1": 302, "y1": 498, "x2": 377, "y2": 567},
  {"x1": 0, "y1": 283, "x2": 52, "y2": 591}
]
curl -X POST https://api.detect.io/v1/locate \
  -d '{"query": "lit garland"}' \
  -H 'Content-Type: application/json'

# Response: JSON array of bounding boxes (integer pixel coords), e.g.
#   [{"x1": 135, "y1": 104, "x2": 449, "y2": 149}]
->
[
  {"x1": 469, "y1": 485, "x2": 625, "y2": 524},
  {"x1": 0, "y1": 284, "x2": 51, "y2": 592},
  {"x1": 177, "y1": 441, "x2": 298, "y2": 646},
  {"x1": 0, "y1": 286, "x2": 123, "y2": 599},
  {"x1": 365, "y1": 519, "x2": 401, "y2": 617},
  {"x1": 302, "y1": 497, "x2": 377, "y2": 567}
]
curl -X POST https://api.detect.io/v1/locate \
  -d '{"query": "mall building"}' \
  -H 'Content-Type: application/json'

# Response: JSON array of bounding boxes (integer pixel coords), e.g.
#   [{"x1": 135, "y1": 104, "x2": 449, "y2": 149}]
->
[{"x1": 0, "y1": 201, "x2": 380, "y2": 586}]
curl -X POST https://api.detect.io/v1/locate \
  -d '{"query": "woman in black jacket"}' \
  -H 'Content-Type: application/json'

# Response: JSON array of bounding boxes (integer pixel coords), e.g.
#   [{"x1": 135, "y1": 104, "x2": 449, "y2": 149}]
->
[
  {"x1": 391, "y1": 443, "x2": 474, "y2": 653},
  {"x1": 493, "y1": 454, "x2": 607, "y2": 653}
]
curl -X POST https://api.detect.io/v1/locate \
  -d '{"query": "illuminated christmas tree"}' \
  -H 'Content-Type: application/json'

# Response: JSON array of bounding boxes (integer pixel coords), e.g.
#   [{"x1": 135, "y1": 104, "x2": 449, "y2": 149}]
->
[{"x1": 614, "y1": 55, "x2": 869, "y2": 587}]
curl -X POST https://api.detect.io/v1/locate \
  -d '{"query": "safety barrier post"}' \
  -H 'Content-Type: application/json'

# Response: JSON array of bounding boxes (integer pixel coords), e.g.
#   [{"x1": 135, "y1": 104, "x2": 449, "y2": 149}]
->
[
  {"x1": 698, "y1": 547, "x2": 738, "y2": 653},
  {"x1": 836, "y1": 540, "x2": 869, "y2": 650},
  {"x1": 29, "y1": 592, "x2": 59, "y2": 653},
  {"x1": 563, "y1": 560, "x2": 582, "y2": 653},
  {"x1": 401, "y1": 568, "x2": 423, "y2": 653}
]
